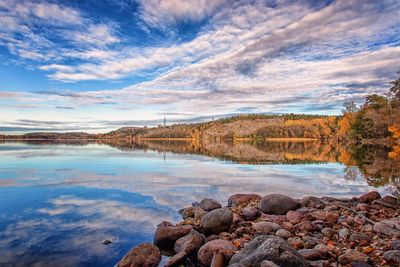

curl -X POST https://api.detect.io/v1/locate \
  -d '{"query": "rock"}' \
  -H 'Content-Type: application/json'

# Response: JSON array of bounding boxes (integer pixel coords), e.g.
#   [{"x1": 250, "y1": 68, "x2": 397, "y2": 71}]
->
[
  {"x1": 243, "y1": 206, "x2": 260, "y2": 221},
  {"x1": 201, "y1": 208, "x2": 233, "y2": 235},
  {"x1": 300, "y1": 196, "x2": 324, "y2": 208},
  {"x1": 298, "y1": 248, "x2": 330, "y2": 260},
  {"x1": 229, "y1": 235, "x2": 309, "y2": 267},
  {"x1": 259, "y1": 194, "x2": 299, "y2": 215},
  {"x1": 153, "y1": 221, "x2": 193, "y2": 249},
  {"x1": 390, "y1": 240, "x2": 400, "y2": 250},
  {"x1": 260, "y1": 214, "x2": 286, "y2": 224},
  {"x1": 296, "y1": 221, "x2": 316, "y2": 232},
  {"x1": 276, "y1": 229, "x2": 292, "y2": 239},
  {"x1": 117, "y1": 243, "x2": 161, "y2": 267},
  {"x1": 359, "y1": 191, "x2": 381, "y2": 203},
  {"x1": 321, "y1": 227, "x2": 335, "y2": 238},
  {"x1": 286, "y1": 210, "x2": 303, "y2": 224},
  {"x1": 253, "y1": 221, "x2": 282, "y2": 235},
  {"x1": 338, "y1": 250, "x2": 368, "y2": 265},
  {"x1": 282, "y1": 221, "x2": 294, "y2": 231},
  {"x1": 197, "y1": 239, "x2": 236, "y2": 266},
  {"x1": 309, "y1": 260, "x2": 330, "y2": 267},
  {"x1": 338, "y1": 228, "x2": 350, "y2": 240},
  {"x1": 383, "y1": 250, "x2": 400, "y2": 264},
  {"x1": 302, "y1": 236, "x2": 322, "y2": 247},
  {"x1": 261, "y1": 260, "x2": 280, "y2": 267},
  {"x1": 287, "y1": 237, "x2": 305, "y2": 249},
  {"x1": 356, "y1": 203, "x2": 371, "y2": 212},
  {"x1": 373, "y1": 216, "x2": 400, "y2": 237},
  {"x1": 200, "y1": 198, "x2": 222, "y2": 212},
  {"x1": 166, "y1": 230, "x2": 204, "y2": 266},
  {"x1": 102, "y1": 239, "x2": 112, "y2": 245},
  {"x1": 228, "y1": 194, "x2": 262, "y2": 207},
  {"x1": 382, "y1": 195, "x2": 398, "y2": 205},
  {"x1": 179, "y1": 206, "x2": 206, "y2": 220},
  {"x1": 351, "y1": 262, "x2": 372, "y2": 267},
  {"x1": 349, "y1": 233, "x2": 371, "y2": 245}
]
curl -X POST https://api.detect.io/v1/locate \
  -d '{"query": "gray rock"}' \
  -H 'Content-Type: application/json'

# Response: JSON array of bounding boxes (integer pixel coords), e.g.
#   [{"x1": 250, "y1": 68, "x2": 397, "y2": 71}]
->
[
  {"x1": 243, "y1": 206, "x2": 260, "y2": 221},
  {"x1": 390, "y1": 240, "x2": 400, "y2": 250},
  {"x1": 261, "y1": 260, "x2": 280, "y2": 267},
  {"x1": 153, "y1": 221, "x2": 193, "y2": 249},
  {"x1": 373, "y1": 216, "x2": 400, "y2": 237},
  {"x1": 309, "y1": 260, "x2": 330, "y2": 267},
  {"x1": 275, "y1": 229, "x2": 292, "y2": 239},
  {"x1": 349, "y1": 233, "x2": 371, "y2": 245},
  {"x1": 229, "y1": 235, "x2": 309, "y2": 267},
  {"x1": 338, "y1": 250, "x2": 368, "y2": 265},
  {"x1": 338, "y1": 228, "x2": 350, "y2": 240},
  {"x1": 286, "y1": 210, "x2": 303, "y2": 224},
  {"x1": 200, "y1": 198, "x2": 222, "y2": 212},
  {"x1": 179, "y1": 206, "x2": 206, "y2": 220},
  {"x1": 321, "y1": 227, "x2": 335, "y2": 238},
  {"x1": 253, "y1": 221, "x2": 282, "y2": 235},
  {"x1": 259, "y1": 194, "x2": 299, "y2": 215},
  {"x1": 300, "y1": 196, "x2": 324, "y2": 208},
  {"x1": 201, "y1": 208, "x2": 233, "y2": 234},
  {"x1": 197, "y1": 239, "x2": 236, "y2": 266},
  {"x1": 383, "y1": 250, "x2": 400, "y2": 264},
  {"x1": 117, "y1": 243, "x2": 161, "y2": 267}
]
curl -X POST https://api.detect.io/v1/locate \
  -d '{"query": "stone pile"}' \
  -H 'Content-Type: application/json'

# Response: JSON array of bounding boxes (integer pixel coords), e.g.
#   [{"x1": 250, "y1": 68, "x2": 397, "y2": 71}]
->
[{"x1": 117, "y1": 191, "x2": 400, "y2": 267}]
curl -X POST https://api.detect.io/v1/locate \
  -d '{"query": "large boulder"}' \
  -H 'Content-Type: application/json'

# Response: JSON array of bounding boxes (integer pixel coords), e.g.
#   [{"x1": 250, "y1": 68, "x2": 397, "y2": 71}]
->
[
  {"x1": 259, "y1": 194, "x2": 299, "y2": 215},
  {"x1": 165, "y1": 230, "x2": 205, "y2": 266},
  {"x1": 117, "y1": 243, "x2": 161, "y2": 267},
  {"x1": 229, "y1": 235, "x2": 309, "y2": 267},
  {"x1": 201, "y1": 208, "x2": 233, "y2": 234},
  {"x1": 359, "y1": 191, "x2": 381, "y2": 203},
  {"x1": 153, "y1": 221, "x2": 193, "y2": 249},
  {"x1": 197, "y1": 239, "x2": 236, "y2": 266},
  {"x1": 228, "y1": 194, "x2": 262, "y2": 207},
  {"x1": 200, "y1": 198, "x2": 222, "y2": 211}
]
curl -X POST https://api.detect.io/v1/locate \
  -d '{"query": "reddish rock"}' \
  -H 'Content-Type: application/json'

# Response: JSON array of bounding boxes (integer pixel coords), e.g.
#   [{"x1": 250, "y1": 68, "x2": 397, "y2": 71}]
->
[
  {"x1": 356, "y1": 203, "x2": 371, "y2": 212},
  {"x1": 253, "y1": 221, "x2": 282, "y2": 235},
  {"x1": 298, "y1": 248, "x2": 330, "y2": 260},
  {"x1": 359, "y1": 191, "x2": 381, "y2": 203},
  {"x1": 153, "y1": 222, "x2": 193, "y2": 249},
  {"x1": 282, "y1": 221, "x2": 294, "y2": 231},
  {"x1": 243, "y1": 206, "x2": 260, "y2": 221},
  {"x1": 275, "y1": 229, "x2": 292, "y2": 239},
  {"x1": 197, "y1": 239, "x2": 236, "y2": 266},
  {"x1": 382, "y1": 195, "x2": 398, "y2": 206},
  {"x1": 296, "y1": 221, "x2": 316, "y2": 232},
  {"x1": 349, "y1": 233, "x2": 371, "y2": 245},
  {"x1": 260, "y1": 214, "x2": 286, "y2": 224},
  {"x1": 286, "y1": 210, "x2": 303, "y2": 224},
  {"x1": 259, "y1": 194, "x2": 299, "y2": 215},
  {"x1": 288, "y1": 237, "x2": 305, "y2": 249},
  {"x1": 300, "y1": 196, "x2": 324, "y2": 208},
  {"x1": 200, "y1": 198, "x2": 222, "y2": 211},
  {"x1": 321, "y1": 227, "x2": 335, "y2": 238},
  {"x1": 338, "y1": 250, "x2": 368, "y2": 265},
  {"x1": 117, "y1": 243, "x2": 161, "y2": 267}
]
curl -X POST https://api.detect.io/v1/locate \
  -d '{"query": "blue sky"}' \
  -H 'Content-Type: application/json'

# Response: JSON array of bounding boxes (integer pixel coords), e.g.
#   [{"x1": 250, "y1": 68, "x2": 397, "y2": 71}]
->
[{"x1": 0, "y1": 0, "x2": 399, "y2": 133}]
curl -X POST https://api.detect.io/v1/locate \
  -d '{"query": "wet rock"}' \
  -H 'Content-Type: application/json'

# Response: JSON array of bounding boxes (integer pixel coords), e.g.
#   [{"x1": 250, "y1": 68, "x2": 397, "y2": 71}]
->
[
  {"x1": 298, "y1": 248, "x2": 330, "y2": 261},
  {"x1": 276, "y1": 229, "x2": 292, "y2": 239},
  {"x1": 229, "y1": 235, "x2": 309, "y2": 267},
  {"x1": 166, "y1": 230, "x2": 204, "y2": 266},
  {"x1": 373, "y1": 216, "x2": 400, "y2": 237},
  {"x1": 359, "y1": 191, "x2": 381, "y2": 203},
  {"x1": 349, "y1": 233, "x2": 371, "y2": 245},
  {"x1": 201, "y1": 208, "x2": 233, "y2": 235},
  {"x1": 102, "y1": 239, "x2": 112, "y2": 245},
  {"x1": 383, "y1": 250, "x2": 400, "y2": 264},
  {"x1": 300, "y1": 196, "x2": 324, "y2": 208},
  {"x1": 259, "y1": 194, "x2": 299, "y2": 215},
  {"x1": 117, "y1": 243, "x2": 161, "y2": 267},
  {"x1": 382, "y1": 195, "x2": 398, "y2": 206},
  {"x1": 179, "y1": 206, "x2": 206, "y2": 220},
  {"x1": 286, "y1": 210, "x2": 303, "y2": 224},
  {"x1": 197, "y1": 239, "x2": 236, "y2": 266},
  {"x1": 243, "y1": 206, "x2": 260, "y2": 221},
  {"x1": 153, "y1": 222, "x2": 192, "y2": 249},
  {"x1": 321, "y1": 227, "x2": 335, "y2": 238},
  {"x1": 253, "y1": 221, "x2": 282, "y2": 235},
  {"x1": 200, "y1": 198, "x2": 222, "y2": 212},
  {"x1": 338, "y1": 250, "x2": 368, "y2": 265},
  {"x1": 288, "y1": 237, "x2": 305, "y2": 249},
  {"x1": 228, "y1": 194, "x2": 262, "y2": 207}
]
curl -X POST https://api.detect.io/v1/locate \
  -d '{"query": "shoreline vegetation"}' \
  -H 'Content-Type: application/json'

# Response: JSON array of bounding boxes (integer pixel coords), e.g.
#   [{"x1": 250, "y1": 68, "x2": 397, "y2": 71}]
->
[
  {"x1": 1, "y1": 74, "x2": 399, "y2": 147},
  {"x1": 116, "y1": 191, "x2": 400, "y2": 267}
]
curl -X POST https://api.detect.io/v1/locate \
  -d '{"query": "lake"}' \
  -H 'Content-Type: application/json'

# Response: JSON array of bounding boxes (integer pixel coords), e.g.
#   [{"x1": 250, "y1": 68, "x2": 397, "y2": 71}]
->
[{"x1": 0, "y1": 140, "x2": 398, "y2": 266}]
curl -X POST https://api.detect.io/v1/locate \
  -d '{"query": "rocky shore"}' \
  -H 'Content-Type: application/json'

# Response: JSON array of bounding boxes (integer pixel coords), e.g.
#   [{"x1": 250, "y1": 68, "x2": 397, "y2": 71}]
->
[{"x1": 117, "y1": 192, "x2": 400, "y2": 267}]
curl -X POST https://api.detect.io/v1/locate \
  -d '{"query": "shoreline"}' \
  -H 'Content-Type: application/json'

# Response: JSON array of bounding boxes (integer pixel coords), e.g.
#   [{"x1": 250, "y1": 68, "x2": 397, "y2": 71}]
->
[{"x1": 117, "y1": 191, "x2": 400, "y2": 267}]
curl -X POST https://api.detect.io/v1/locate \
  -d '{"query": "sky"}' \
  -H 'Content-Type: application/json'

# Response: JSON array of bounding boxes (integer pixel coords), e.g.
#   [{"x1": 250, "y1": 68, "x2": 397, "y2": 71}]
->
[{"x1": 0, "y1": 0, "x2": 399, "y2": 133}]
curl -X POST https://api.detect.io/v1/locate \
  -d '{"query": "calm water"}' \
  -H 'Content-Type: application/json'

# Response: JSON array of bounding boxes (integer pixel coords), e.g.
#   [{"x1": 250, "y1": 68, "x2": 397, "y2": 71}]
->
[{"x1": 0, "y1": 140, "x2": 398, "y2": 266}]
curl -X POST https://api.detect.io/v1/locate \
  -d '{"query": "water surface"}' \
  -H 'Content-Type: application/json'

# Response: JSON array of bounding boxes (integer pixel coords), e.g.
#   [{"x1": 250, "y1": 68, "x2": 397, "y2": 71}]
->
[{"x1": 0, "y1": 140, "x2": 398, "y2": 266}]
